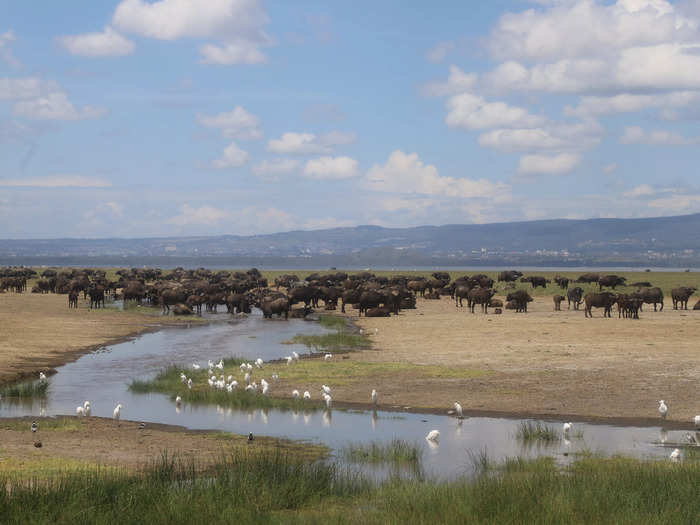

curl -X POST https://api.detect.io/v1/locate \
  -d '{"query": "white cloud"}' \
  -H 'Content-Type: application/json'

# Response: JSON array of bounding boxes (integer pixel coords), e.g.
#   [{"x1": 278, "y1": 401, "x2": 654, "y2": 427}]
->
[
  {"x1": 84, "y1": 201, "x2": 124, "y2": 220},
  {"x1": 565, "y1": 91, "x2": 700, "y2": 117},
  {"x1": 620, "y1": 126, "x2": 700, "y2": 145},
  {"x1": 0, "y1": 30, "x2": 20, "y2": 67},
  {"x1": 445, "y1": 92, "x2": 546, "y2": 130},
  {"x1": 364, "y1": 150, "x2": 510, "y2": 199},
  {"x1": 425, "y1": 41, "x2": 455, "y2": 63},
  {"x1": 197, "y1": 106, "x2": 262, "y2": 140},
  {"x1": 0, "y1": 77, "x2": 46, "y2": 100},
  {"x1": 517, "y1": 153, "x2": 581, "y2": 175},
  {"x1": 603, "y1": 163, "x2": 618, "y2": 174},
  {"x1": 623, "y1": 184, "x2": 656, "y2": 198},
  {"x1": 266, "y1": 131, "x2": 354, "y2": 155},
  {"x1": 302, "y1": 156, "x2": 358, "y2": 180},
  {"x1": 58, "y1": 26, "x2": 135, "y2": 57},
  {"x1": 252, "y1": 158, "x2": 300, "y2": 176},
  {"x1": 478, "y1": 120, "x2": 602, "y2": 152},
  {"x1": 168, "y1": 204, "x2": 229, "y2": 226},
  {"x1": 13, "y1": 92, "x2": 106, "y2": 120},
  {"x1": 423, "y1": 65, "x2": 478, "y2": 96},
  {"x1": 0, "y1": 175, "x2": 112, "y2": 187},
  {"x1": 112, "y1": 0, "x2": 272, "y2": 65},
  {"x1": 211, "y1": 141, "x2": 249, "y2": 168}
]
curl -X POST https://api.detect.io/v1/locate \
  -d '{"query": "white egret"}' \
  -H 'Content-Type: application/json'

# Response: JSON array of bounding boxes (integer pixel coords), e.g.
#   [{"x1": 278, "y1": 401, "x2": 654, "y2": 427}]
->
[
  {"x1": 76, "y1": 406, "x2": 84, "y2": 416},
  {"x1": 231, "y1": 380, "x2": 238, "y2": 389},
  {"x1": 187, "y1": 378, "x2": 193, "y2": 390},
  {"x1": 262, "y1": 384, "x2": 269, "y2": 395},
  {"x1": 216, "y1": 360, "x2": 224, "y2": 370},
  {"x1": 240, "y1": 363, "x2": 247, "y2": 373},
  {"x1": 246, "y1": 363, "x2": 253, "y2": 372},
  {"x1": 325, "y1": 394, "x2": 333, "y2": 409},
  {"x1": 286, "y1": 356, "x2": 293, "y2": 365},
  {"x1": 563, "y1": 422, "x2": 572, "y2": 435},
  {"x1": 659, "y1": 400, "x2": 668, "y2": 419},
  {"x1": 292, "y1": 351, "x2": 300, "y2": 362},
  {"x1": 226, "y1": 375, "x2": 233, "y2": 383},
  {"x1": 192, "y1": 363, "x2": 200, "y2": 370},
  {"x1": 292, "y1": 389, "x2": 300, "y2": 399},
  {"x1": 175, "y1": 395, "x2": 182, "y2": 405},
  {"x1": 303, "y1": 391, "x2": 311, "y2": 400},
  {"x1": 371, "y1": 389, "x2": 378, "y2": 406},
  {"x1": 686, "y1": 432, "x2": 697, "y2": 445},
  {"x1": 694, "y1": 415, "x2": 700, "y2": 429},
  {"x1": 321, "y1": 384, "x2": 332, "y2": 396},
  {"x1": 245, "y1": 384, "x2": 255, "y2": 392},
  {"x1": 255, "y1": 358, "x2": 264, "y2": 369},
  {"x1": 83, "y1": 401, "x2": 91, "y2": 416},
  {"x1": 39, "y1": 372, "x2": 47, "y2": 382},
  {"x1": 374, "y1": 328, "x2": 378, "y2": 335},
  {"x1": 180, "y1": 372, "x2": 187, "y2": 383},
  {"x1": 272, "y1": 373, "x2": 279, "y2": 382},
  {"x1": 426, "y1": 430, "x2": 440, "y2": 442},
  {"x1": 454, "y1": 402, "x2": 463, "y2": 419},
  {"x1": 244, "y1": 372, "x2": 251, "y2": 385},
  {"x1": 324, "y1": 353, "x2": 333, "y2": 361},
  {"x1": 113, "y1": 404, "x2": 122, "y2": 424},
  {"x1": 670, "y1": 448, "x2": 681, "y2": 462}
]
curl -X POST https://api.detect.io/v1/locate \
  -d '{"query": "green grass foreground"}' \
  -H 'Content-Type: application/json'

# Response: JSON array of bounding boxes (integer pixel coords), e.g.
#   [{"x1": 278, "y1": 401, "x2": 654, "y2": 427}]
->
[
  {"x1": 287, "y1": 314, "x2": 370, "y2": 353},
  {"x1": 515, "y1": 420, "x2": 562, "y2": 444},
  {"x1": 339, "y1": 439, "x2": 423, "y2": 466},
  {"x1": 129, "y1": 360, "x2": 324, "y2": 411},
  {"x1": 0, "y1": 380, "x2": 48, "y2": 399},
  {"x1": 1, "y1": 451, "x2": 698, "y2": 524}
]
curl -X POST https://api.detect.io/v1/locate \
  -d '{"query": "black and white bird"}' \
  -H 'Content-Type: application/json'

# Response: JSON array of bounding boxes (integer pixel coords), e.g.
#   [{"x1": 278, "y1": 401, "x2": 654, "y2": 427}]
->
[
  {"x1": 248, "y1": 432, "x2": 254, "y2": 442},
  {"x1": 31, "y1": 421, "x2": 38, "y2": 433}
]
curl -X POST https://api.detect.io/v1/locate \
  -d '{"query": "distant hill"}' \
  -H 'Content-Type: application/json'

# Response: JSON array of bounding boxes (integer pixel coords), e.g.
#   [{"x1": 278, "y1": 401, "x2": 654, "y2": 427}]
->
[{"x1": 2, "y1": 213, "x2": 700, "y2": 267}]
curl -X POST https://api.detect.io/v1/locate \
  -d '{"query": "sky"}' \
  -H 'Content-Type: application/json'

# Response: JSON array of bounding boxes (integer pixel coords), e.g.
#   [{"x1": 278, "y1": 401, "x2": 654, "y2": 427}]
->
[{"x1": 2, "y1": 0, "x2": 700, "y2": 239}]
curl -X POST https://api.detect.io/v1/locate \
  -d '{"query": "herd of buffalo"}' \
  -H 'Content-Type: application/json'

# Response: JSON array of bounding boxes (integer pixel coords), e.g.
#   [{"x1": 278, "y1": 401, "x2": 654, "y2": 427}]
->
[{"x1": 0, "y1": 266, "x2": 698, "y2": 320}]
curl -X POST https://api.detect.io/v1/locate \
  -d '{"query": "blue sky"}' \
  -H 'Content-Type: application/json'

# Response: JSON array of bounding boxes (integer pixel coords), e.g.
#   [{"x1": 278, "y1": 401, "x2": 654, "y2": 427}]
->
[{"x1": 2, "y1": 0, "x2": 700, "y2": 239}]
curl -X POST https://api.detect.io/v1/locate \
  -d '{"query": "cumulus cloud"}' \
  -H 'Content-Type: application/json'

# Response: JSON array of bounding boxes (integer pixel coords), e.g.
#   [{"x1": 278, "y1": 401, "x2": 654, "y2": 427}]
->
[
  {"x1": 302, "y1": 156, "x2": 358, "y2": 179},
  {"x1": 603, "y1": 163, "x2": 618, "y2": 174},
  {"x1": 112, "y1": 0, "x2": 272, "y2": 65},
  {"x1": 168, "y1": 204, "x2": 229, "y2": 225},
  {"x1": 266, "y1": 131, "x2": 355, "y2": 155},
  {"x1": 620, "y1": 126, "x2": 700, "y2": 145},
  {"x1": 478, "y1": 120, "x2": 602, "y2": 152},
  {"x1": 445, "y1": 93, "x2": 546, "y2": 130},
  {"x1": 211, "y1": 141, "x2": 249, "y2": 169},
  {"x1": 425, "y1": 41, "x2": 455, "y2": 63},
  {"x1": 0, "y1": 30, "x2": 20, "y2": 67},
  {"x1": 84, "y1": 201, "x2": 124, "y2": 220},
  {"x1": 168, "y1": 204, "x2": 294, "y2": 232},
  {"x1": 58, "y1": 26, "x2": 135, "y2": 57},
  {"x1": 197, "y1": 106, "x2": 262, "y2": 140},
  {"x1": 13, "y1": 92, "x2": 106, "y2": 120},
  {"x1": 251, "y1": 158, "x2": 300, "y2": 176},
  {"x1": 364, "y1": 150, "x2": 510, "y2": 199},
  {"x1": 565, "y1": 91, "x2": 700, "y2": 117},
  {"x1": 0, "y1": 77, "x2": 46, "y2": 100},
  {"x1": 423, "y1": 65, "x2": 478, "y2": 96},
  {"x1": 0, "y1": 175, "x2": 112, "y2": 187},
  {"x1": 517, "y1": 153, "x2": 581, "y2": 175}
]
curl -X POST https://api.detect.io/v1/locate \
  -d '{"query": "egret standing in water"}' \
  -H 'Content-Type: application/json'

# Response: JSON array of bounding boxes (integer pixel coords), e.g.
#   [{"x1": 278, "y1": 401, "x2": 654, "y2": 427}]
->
[
  {"x1": 454, "y1": 402, "x2": 463, "y2": 419},
  {"x1": 175, "y1": 396, "x2": 182, "y2": 406},
  {"x1": 670, "y1": 448, "x2": 681, "y2": 462},
  {"x1": 659, "y1": 400, "x2": 668, "y2": 419},
  {"x1": 694, "y1": 415, "x2": 700, "y2": 429},
  {"x1": 426, "y1": 429, "x2": 439, "y2": 442},
  {"x1": 39, "y1": 372, "x2": 47, "y2": 382},
  {"x1": 371, "y1": 389, "x2": 378, "y2": 406},
  {"x1": 292, "y1": 390, "x2": 300, "y2": 399},
  {"x1": 324, "y1": 394, "x2": 333, "y2": 409},
  {"x1": 303, "y1": 391, "x2": 311, "y2": 400},
  {"x1": 563, "y1": 422, "x2": 572, "y2": 435},
  {"x1": 113, "y1": 404, "x2": 122, "y2": 424}
]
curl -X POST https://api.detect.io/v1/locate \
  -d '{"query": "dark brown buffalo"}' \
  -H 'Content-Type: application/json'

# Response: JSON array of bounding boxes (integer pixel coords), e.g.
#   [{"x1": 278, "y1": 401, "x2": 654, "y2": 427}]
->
[
  {"x1": 341, "y1": 289, "x2": 362, "y2": 313},
  {"x1": 506, "y1": 290, "x2": 533, "y2": 312},
  {"x1": 172, "y1": 303, "x2": 194, "y2": 316},
  {"x1": 365, "y1": 307, "x2": 391, "y2": 317},
  {"x1": 630, "y1": 281, "x2": 652, "y2": 288},
  {"x1": 598, "y1": 275, "x2": 626, "y2": 290},
  {"x1": 359, "y1": 291, "x2": 383, "y2": 316},
  {"x1": 554, "y1": 276, "x2": 570, "y2": 289},
  {"x1": 68, "y1": 290, "x2": 79, "y2": 309},
  {"x1": 694, "y1": 300, "x2": 700, "y2": 310},
  {"x1": 160, "y1": 288, "x2": 187, "y2": 313},
  {"x1": 521, "y1": 276, "x2": 549, "y2": 289},
  {"x1": 567, "y1": 287, "x2": 584, "y2": 310},
  {"x1": 122, "y1": 281, "x2": 146, "y2": 304},
  {"x1": 288, "y1": 286, "x2": 318, "y2": 308},
  {"x1": 407, "y1": 280, "x2": 428, "y2": 297},
  {"x1": 454, "y1": 284, "x2": 472, "y2": 307},
  {"x1": 671, "y1": 286, "x2": 696, "y2": 310},
  {"x1": 467, "y1": 287, "x2": 495, "y2": 313},
  {"x1": 584, "y1": 292, "x2": 617, "y2": 318},
  {"x1": 576, "y1": 273, "x2": 600, "y2": 284},
  {"x1": 261, "y1": 298, "x2": 290, "y2": 319},
  {"x1": 226, "y1": 292, "x2": 251, "y2": 314},
  {"x1": 88, "y1": 284, "x2": 105, "y2": 309},
  {"x1": 553, "y1": 295, "x2": 564, "y2": 311},
  {"x1": 498, "y1": 270, "x2": 522, "y2": 282},
  {"x1": 638, "y1": 287, "x2": 664, "y2": 311},
  {"x1": 488, "y1": 298, "x2": 503, "y2": 308},
  {"x1": 616, "y1": 293, "x2": 642, "y2": 319},
  {"x1": 469, "y1": 275, "x2": 494, "y2": 289}
]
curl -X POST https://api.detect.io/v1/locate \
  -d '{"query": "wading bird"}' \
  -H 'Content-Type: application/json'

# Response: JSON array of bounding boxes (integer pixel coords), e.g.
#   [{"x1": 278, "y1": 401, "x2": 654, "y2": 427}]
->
[
  {"x1": 694, "y1": 415, "x2": 700, "y2": 429},
  {"x1": 39, "y1": 372, "x2": 46, "y2": 382},
  {"x1": 31, "y1": 421, "x2": 38, "y2": 433},
  {"x1": 321, "y1": 385, "x2": 332, "y2": 396},
  {"x1": 286, "y1": 356, "x2": 293, "y2": 365},
  {"x1": 180, "y1": 372, "x2": 187, "y2": 383},
  {"x1": 113, "y1": 404, "x2": 122, "y2": 424},
  {"x1": 563, "y1": 422, "x2": 572, "y2": 435},
  {"x1": 454, "y1": 402, "x2": 463, "y2": 418},
  {"x1": 187, "y1": 378, "x2": 193, "y2": 389},
  {"x1": 303, "y1": 391, "x2": 311, "y2": 400},
  {"x1": 659, "y1": 400, "x2": 668, "y2": 419},
  {"x1": 371, "y1": 389, "x2": 378, "y2": 406},
  {"x1": 324, "y1": 394, "x2": 332, "y2": 409},
  {"x1": 292, "y1": 390, "x2": 300, "y2": 399},
  {"x1": 255, "y1": 358, "x2": 264, "y2": 369},
  {"x1": 670, "y1": 448, "x2": 681, "y2": 462},
  {"x1": 84, "y1": 401, "x2": 91, "y2": 416},
  {"x1": 76, "y1": 406, "x2": 84, "y2": 416},
  {"x1": 426, "y1": 429, "x2": 439, "y2": 442},
  {"x1": 272, "y1": 373, "x2": 279, "y2": 382},
  {"x1": 292, "y1": 351, "x2": 300, "y2": 362},
  {"x1": 192, "y1": 363, "x2": 200, "y2": 370},
  {"x1": 324, "y1": 353, "x2": 333, "y2": 361}
]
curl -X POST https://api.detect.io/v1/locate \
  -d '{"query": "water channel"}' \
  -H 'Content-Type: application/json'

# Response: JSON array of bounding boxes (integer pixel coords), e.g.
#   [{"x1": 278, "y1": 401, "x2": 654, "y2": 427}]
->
[{"x1": 1, "y1": 310, "x2": 692, "y2": 479}]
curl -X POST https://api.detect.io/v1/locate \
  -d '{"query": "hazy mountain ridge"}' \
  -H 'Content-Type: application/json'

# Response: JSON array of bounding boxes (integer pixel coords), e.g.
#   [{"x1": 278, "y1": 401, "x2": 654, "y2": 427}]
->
[{"x1": 2, "y1": 213, "x2": 700, "y2": 266}]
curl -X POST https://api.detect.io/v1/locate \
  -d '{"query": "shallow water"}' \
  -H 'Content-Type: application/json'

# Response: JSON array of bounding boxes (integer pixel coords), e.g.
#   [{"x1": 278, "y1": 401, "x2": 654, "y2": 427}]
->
[{"x1": 1, "y1": 311, "x2": 693, "y2": 479}]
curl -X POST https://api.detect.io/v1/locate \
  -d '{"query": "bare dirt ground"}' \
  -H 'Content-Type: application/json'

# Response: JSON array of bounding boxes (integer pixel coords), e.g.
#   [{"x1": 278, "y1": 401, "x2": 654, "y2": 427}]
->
[
  {"x1": 0, "y1": 416, "x2": 322, "y2": 477},
  {"x1": 344, "y1": 295, "x2": 700, "y2": 425},
  {"x1": 0, "y1": 292, "x2": 192, "y2": 385}
]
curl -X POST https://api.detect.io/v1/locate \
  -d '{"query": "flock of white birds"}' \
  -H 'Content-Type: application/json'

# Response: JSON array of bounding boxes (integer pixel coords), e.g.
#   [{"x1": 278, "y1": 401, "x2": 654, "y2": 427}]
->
[{"x1": 35, "y1": 364, "x2": 699, "y2": 462}]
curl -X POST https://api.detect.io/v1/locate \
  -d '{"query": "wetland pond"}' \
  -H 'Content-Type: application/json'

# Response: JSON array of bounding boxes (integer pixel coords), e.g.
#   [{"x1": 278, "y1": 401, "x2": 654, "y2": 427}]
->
[{"x1": 0, "y1": 310, "x2": 692, "y2": 479}]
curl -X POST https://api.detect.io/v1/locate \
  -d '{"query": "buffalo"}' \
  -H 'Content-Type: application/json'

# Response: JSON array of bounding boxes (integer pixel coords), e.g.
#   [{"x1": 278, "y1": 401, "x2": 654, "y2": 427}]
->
[
  {"x1": 506, "y1": 290, "x2": 533, "y2": 313},
  {"x1": 567, "y1": 287, "x2": 584, "y2": 310},
  {"x1": 637, "y1": 287, "x2": 664, "y2": 312},
  {"x1": 584, "y1": 292, "x2": 617, "y2": 318},
  {"x1": 553, "y1": 276, "x2": 569, "y2": 290},
  {"x1": 521, "y1": 276, "x2": 549, "y2": 289},
  {"x1": 467, "y1": 287, "x2": 496, "y2": 313},
  {"x1": 261, "y1": 298, "x2": 290, "y2": 319},
  {"x1": 498, "y1": 270, "x2": 522, "y2": 282},
  {"x1": 365, "y1": 307, "x2": 391, "y2": 317},
  {"x1": 553, "y1": 295, "x2": 564, "y2": 311},
  {"x1": 671, "y1": 286, "x2": 696, "y2": 310},
  {"x1": 576, "y1": 273, "x2": 600, "y2": 284},
  {"x1": 599, "y1": 275, "x2": 626, "y2": 290}
]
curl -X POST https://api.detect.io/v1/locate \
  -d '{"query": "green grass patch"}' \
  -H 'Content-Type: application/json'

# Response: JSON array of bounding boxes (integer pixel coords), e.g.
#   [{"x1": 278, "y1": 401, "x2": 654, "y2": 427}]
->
[
  {"x1": 318, "y1": 314, "x2": 349, "y2": 330},
  {"x1": 0, "y1": 416, "x2": 81, "y2": 432},
  {"x1": 339, "y1": 439, "x2": 422, "y2": 466},
  {"x1": 0, "y1": 380, "x2": 48, "y2": 399},
  {"x1": 129, "y1": 362, "x2": 324, "y2": 411},
  {"x1": 515, "y1": 420, "x2": 562, "y2": 444},
  {"x1": 288, "y1": 332, "x2": 370, "y2": 353}
]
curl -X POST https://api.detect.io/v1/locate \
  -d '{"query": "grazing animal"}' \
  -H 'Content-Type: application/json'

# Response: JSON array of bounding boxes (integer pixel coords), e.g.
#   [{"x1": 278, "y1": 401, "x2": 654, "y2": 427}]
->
[
  {"x1": 426, "y1": 430, "x2": 440, "y2": 442},
  {"x1": 567, "y1": 287, "x2": 584, "y2": 310},
  {"x1": 583, "y1": 292, "x2": 617, "y2": 318},
  {"x1": 371, "y1": 389, "x2": 378, "y2": 406},
  {"x1": 638, "y1": 287, "x2": 664, "y2": 312},
  {"x1": 506, "y1": 290, "x2": 533, "y2": 313},
  {"x1": 671, "y1": 286, "x2": 696, "y2": 310},
  {"x1": 553, "y1": 295, "x2": 565, "y2": 311},
  {"x1": 454, "y1": 402, "x2": 463, "y2": 418},
  {"x1": 658, "y1": 400, "x2": 668, "y2": 419},
  {"x1": 598, "y1": 275, "x2": 626, "y2": 290}
]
